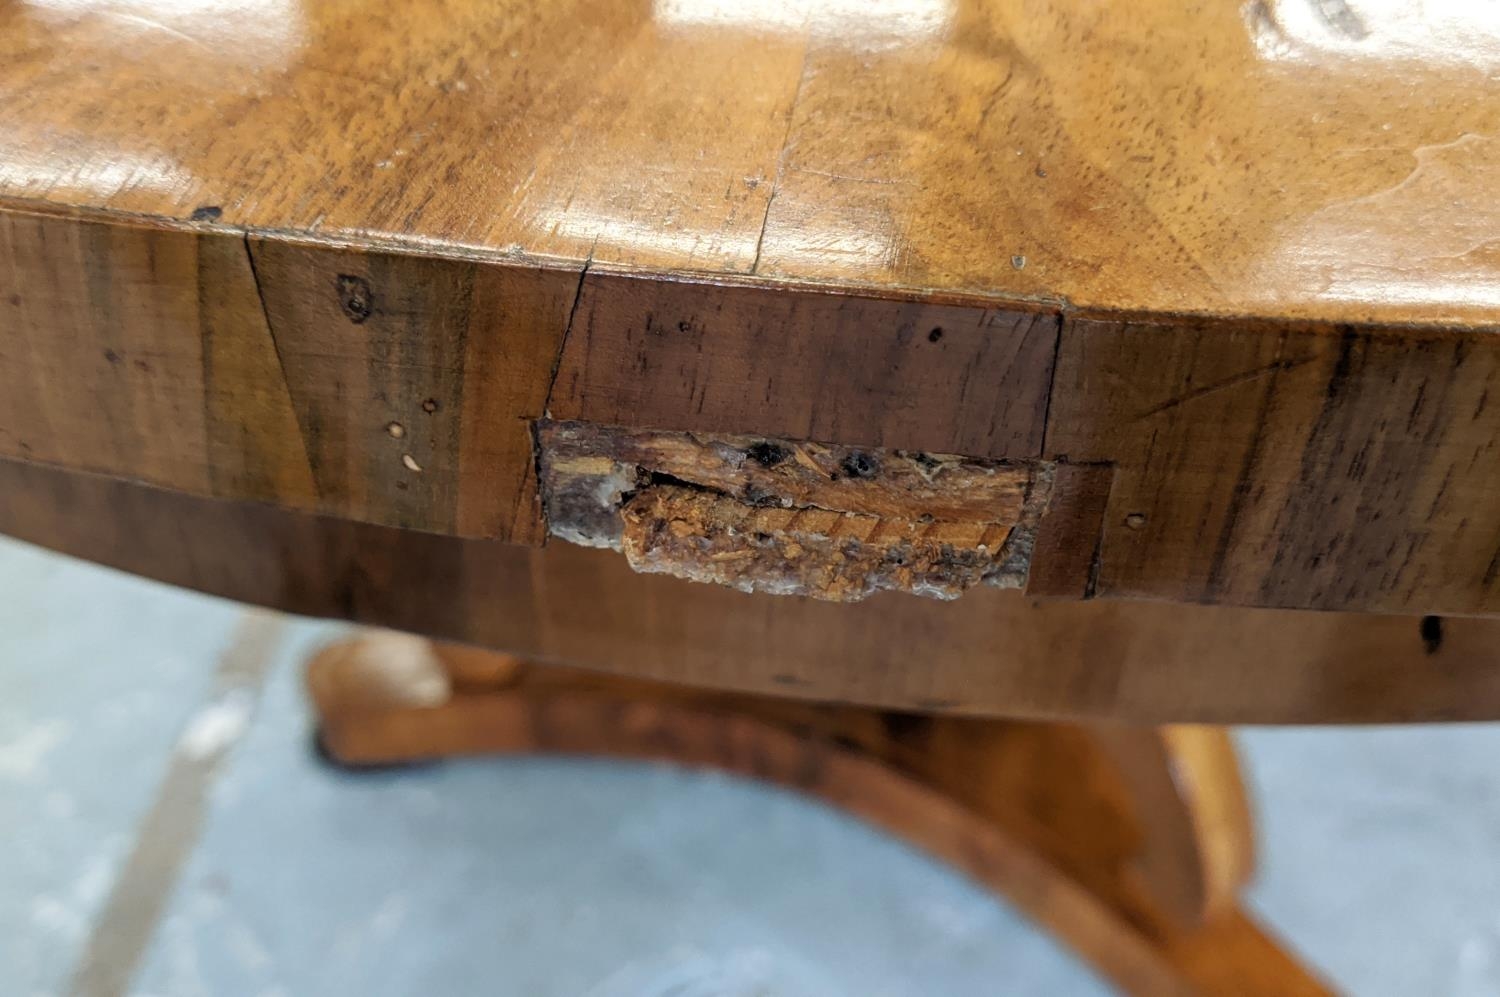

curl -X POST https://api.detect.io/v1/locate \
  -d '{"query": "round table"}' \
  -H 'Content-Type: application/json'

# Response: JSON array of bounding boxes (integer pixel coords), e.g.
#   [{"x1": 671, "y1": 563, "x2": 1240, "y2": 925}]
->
[{"x1": 5, "y1": 1, "x2": 1499, "y2": 991}]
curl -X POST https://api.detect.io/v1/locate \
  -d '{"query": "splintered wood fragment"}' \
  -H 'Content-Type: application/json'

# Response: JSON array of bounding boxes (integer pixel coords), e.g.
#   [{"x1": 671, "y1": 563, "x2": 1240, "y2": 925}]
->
[
  {"x1": 538, "y1": 420, "x2": 1031, "y2": 523},
  {"x1": 621, "y1": 485, "x2": 1016, "y2": 602},
  {"x1": 537, "y1": 420, "x2": 1055, "y2": 602}
]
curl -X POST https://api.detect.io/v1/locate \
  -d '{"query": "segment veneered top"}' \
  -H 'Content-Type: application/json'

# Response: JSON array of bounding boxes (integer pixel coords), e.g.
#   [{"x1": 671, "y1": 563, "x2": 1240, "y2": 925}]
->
[{"x1": 2, "y1": 0, "x2": 1498, "y2": 323}]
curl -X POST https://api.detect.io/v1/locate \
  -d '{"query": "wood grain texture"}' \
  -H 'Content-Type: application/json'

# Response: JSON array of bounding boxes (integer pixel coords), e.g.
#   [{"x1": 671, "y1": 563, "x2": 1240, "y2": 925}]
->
[
  {"x1": 306, "y1": 640, "x2": 1329, "y2": 996},
  {"x1": 7, "y1": 0, "x2": 1500, "y2": 615},
  {"x1": 0, "y1": 208, "x2": 575, "y2": 539},
  {"x1": 0, "y1": 209, "x2": 215, "y2": 493},
  {"x1": 8, "y1": 458, "x2": 1500, "y2": 724},
  {"x1": 535, "y1": 420, "x2": 1045, "y2": 600},
  {"x1": 4, "y1": 0, "x2": 1497, "y2": 324},
  {"x1": 1025, "y1": 463, "x2": 1112, "y2": 599},
  {"x1": 619, "y1": 483, "x2": 1018, "y2": 601},
  {"x1": 245, "y1": 237, "x2": 574, "y2": 537},
  {"x1": 550, "y1": 271, "x2": 1059, "y2": 457},
  {"x1": 1096, "y1": 726, "x2": 1255, "y2": 931},
  {"x1": 1048, "y1": 318, "x2": 1500, "y2": 613},
  {"x1": 536, "y1": 420, "x2": 1036, "y2": 525}
]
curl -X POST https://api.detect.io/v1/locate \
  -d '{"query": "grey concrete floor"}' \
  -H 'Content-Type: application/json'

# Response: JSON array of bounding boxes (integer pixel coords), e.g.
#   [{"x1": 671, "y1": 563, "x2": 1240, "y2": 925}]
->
[{"x1": 2, "y1": 535, "x2": 1499, "y2": 997}]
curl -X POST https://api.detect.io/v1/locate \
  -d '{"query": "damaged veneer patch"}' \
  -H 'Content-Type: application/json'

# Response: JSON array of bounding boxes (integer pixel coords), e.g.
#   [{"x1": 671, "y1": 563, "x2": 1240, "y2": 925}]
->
[{"x1": 537, "y1": 420, "x2": 1056, "y2": 602}]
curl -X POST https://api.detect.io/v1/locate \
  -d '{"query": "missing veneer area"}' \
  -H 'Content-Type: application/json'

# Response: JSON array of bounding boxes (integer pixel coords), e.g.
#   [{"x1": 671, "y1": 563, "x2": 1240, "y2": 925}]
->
[{"x1": 537, "y1": 420, "x2": 1053, "y2": 602}]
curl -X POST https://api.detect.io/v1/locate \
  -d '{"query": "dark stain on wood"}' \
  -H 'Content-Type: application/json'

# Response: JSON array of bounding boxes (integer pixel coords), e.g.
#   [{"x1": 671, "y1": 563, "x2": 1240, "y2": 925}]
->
[
  {"x1": 334, "y1": 274, "x2": 375, "y2": 324},
  {"x1": 1420, "y1": 615, "x2": 1444, "y2": 654}
]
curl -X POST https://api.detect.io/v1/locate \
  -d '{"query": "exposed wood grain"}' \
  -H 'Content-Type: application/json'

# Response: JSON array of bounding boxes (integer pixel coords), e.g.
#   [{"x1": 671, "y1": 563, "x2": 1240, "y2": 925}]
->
[
  {"x1": 306, "y1": 640, "x2": 1329, "y2": 997},
  {"x1": 9, "y1": 458, "x2": 1500, "y2": 724},
  {"x1": 535, "y1": 420, "x2": 1049, "y2": 599},
  {"x1": 619, "y1": 483, "x2": 1018, "y2": 601},
  {"x1": 537, "y1": 420, "x2": 1036, "y2": 524}
]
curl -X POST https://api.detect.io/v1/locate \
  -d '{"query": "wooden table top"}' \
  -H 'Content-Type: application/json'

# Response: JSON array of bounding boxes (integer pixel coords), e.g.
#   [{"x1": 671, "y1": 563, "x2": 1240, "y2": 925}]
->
[
  {"x1": 4, "y1": 0, "x2": 1497, "y2": 326},
  {"x1": 5, "y1": 0, "x2": 1500, "y2": 623}
]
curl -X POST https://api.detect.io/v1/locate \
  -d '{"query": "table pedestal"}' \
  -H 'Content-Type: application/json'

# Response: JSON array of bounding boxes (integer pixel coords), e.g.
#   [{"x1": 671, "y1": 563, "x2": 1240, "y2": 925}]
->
[{"x1": 308, "y1": 634, "x2": 1330, "y2": 996}]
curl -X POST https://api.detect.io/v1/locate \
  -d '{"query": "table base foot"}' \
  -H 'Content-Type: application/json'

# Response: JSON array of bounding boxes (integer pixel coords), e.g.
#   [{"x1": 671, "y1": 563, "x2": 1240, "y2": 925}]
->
[{"x1": 305, "y1": 633, "x2": 1332, "y2": 997}]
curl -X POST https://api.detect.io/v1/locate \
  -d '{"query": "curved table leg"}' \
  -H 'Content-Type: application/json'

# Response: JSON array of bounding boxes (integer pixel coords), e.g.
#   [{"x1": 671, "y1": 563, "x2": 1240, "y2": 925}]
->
[{"x1": 306, "y1": 633, "x2": 1332, "y2": 997}]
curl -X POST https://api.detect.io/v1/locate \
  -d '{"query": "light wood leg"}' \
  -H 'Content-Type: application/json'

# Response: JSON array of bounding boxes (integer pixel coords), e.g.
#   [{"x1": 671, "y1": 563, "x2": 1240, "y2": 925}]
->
[{"x1": 306, "y1": 633, "x2": 1332, "y2": 997}]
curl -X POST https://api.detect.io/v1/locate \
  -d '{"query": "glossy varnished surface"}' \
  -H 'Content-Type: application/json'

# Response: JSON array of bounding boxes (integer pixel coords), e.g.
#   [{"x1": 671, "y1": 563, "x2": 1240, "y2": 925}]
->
[{"x1": 3, "y1": 0, "x2": 1499, "y2": 323}]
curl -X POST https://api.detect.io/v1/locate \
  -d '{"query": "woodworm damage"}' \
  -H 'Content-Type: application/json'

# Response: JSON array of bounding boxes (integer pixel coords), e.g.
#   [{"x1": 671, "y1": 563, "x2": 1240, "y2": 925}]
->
[{"x1": 536, "y1": 420, "x2": 1057, "y2": 603}]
